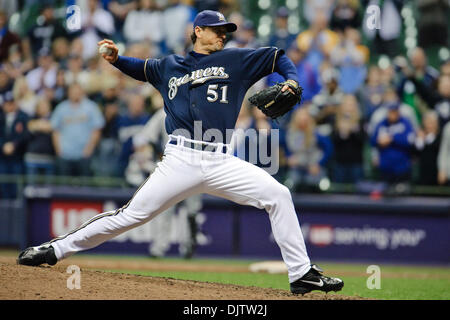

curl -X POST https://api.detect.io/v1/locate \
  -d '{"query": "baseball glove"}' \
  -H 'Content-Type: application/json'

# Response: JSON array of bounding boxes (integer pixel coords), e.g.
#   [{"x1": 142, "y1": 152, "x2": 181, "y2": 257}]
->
[{"x1": 248, "y1": 80, "x2": 303, "y2": 119}]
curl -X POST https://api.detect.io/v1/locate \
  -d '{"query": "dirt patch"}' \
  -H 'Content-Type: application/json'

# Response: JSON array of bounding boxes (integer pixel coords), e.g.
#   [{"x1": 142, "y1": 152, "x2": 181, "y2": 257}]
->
[{"x1": 0, "y1": 257, "x2": 367, "y2": 300}]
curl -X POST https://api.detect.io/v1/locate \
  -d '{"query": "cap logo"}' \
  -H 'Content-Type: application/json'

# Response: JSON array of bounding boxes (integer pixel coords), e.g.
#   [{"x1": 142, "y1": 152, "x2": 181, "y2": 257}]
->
[{"x1": 216, "y1": 12, "x2": 225, "y2": 21}]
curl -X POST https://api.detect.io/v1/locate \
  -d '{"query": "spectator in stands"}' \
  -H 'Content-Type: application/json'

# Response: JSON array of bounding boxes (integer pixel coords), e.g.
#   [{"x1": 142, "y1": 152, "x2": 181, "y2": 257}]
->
[
  {"x1": 330, "y1": 0, "x2": 362, "y2": 32},
  {"x1": 414, "y1": 111, "x2": 441, "y2": 185},
  {"x1": 193, "y1": 0, "x2": 221, "y2": 12},
  {"x1": 330, "y1": 28, "x2": 368, "y2": 94},
  {"x1": 284, "y1": 106, "x2": 333, "y2": 191},
  {"x1": 91, "y1": 96, "x2": 121, "y2": 177},
  {"x1": 379, "y1": 62, "x2": 396, "y2": 88},
  {"x1": 310, "y1": 68, "x2": 344, "y2": 127},
  {"x1": 303, "y1": 0, "x2": 334, "y2": 25},
  {"x1": 51, "y1": 82, "x2": 104, "y2": 177},
  {"x1": 108, "y1": 0, "x2": 138, "y2": 42},
  {"x1": 357, "y1": 65, "x2": 386, "y2": 121},
  {"x1": 25, "y1": 47, "x2": 58, "y2": 95},
  {"x1": 23, "y1": 3, "x2": 67, "y2": 59},
  {"x1": 12, "y1": 76, "x2": 39, "y2": 117},
  {"x1": 408, "y1": 74, "x2": 450, "y2": 128},
  {"x1": 369, "y1": 87, "x2": 419, "y2": 135},
  {"x1": 51, "y1": 37, "x2": 71, "y2": 70},
  {"x1": 64, "y1": 53, "x2": 90, "y2": 91},
  {"x1": 0, "y1": 0, "x2": 17, "y2": 19},
  {"x1": 82, "y1": 53, "x2": 120, "y2": 101},
  {"x1": 3, "y1": 42, "x2": 33, "y2": 80},
  {"x1": 24, "y1": 98, "x2": 55, "y2": 185},
  {"x1": 51, "y1": 69, "x2": 67, "y2": 108},
  {"x1": 162, "y1": 0, "x2": 196, "y2": 55},
  {"x1": 123, "y1": 0, "x2": 164, "y2": 55},
  {"x1": 331, "y1": 94, "x2": 365, "y2": 183},
  {"x1": 395, "y1": 48, "x2": 439, "y2": 122},
  {"x1": 345, "y1": 27, "x2": 370, "y2": 63},
  {"x1": 268, "y1": 6, "x2": 297, "y2": 50},
  {"x1": 99, "y1": 75, "x2": 123, "y2": 111},
  {"x1": 0, "y1": 10, "x2": 20, "y2": 63},
  {"x1": 225, "y1": 20, "x2": 260, "y2": 49},
  {"x1": 80, "y1": 0, "x2": 115, "y2": 60},
  {"x1": 371, "y1": 101, "x2": 415, "y2": 183},
  {"x1": 296, "y1": 9, "x2": 339, "y2": 73},
  {"x1": 0, "y1": 66, "x2": 13, "y2": 106},
  {"x1": 408, "y1": 47, "x2": 440, "y2": 90},
  {"x1": 438, "y1": 121, "x2": 450, "y2": 186},
  {"x1": 0, "y1": 95, "x2": 29, "y2": 198},
  {"x1": 441, "y1": 60, "x2": 450, "y2": 76},
  {"x1": 417, "y1": 0, "x2": 449, "y2": 49},
  {"x1": 117, "y1": 94, "x2": 150, "y2": 176},
  {"x1": 226, "y1": 11, "x2": 244, "y2": 39},
  {"x1": 362, "y1": 0, "x2": 403, "y2": 58}
]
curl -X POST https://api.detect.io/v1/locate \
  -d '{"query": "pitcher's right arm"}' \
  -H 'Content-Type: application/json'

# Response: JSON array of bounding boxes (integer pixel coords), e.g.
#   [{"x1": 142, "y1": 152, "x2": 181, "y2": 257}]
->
[{"x1": 98, "y1": 39, "x2": 160, "y2": 85}]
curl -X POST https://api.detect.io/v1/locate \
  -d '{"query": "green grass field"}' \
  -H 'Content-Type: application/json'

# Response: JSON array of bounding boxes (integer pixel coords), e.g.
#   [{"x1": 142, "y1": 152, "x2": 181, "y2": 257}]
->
[{"x1": 92, "y1": 254, "x2": 450, "y2": 300}]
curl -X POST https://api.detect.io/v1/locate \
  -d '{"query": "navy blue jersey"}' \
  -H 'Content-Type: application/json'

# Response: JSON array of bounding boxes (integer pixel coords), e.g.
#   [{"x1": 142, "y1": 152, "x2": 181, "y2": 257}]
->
[{"x1": 143, "y1": 47, "x2": 284, "y2": 142}]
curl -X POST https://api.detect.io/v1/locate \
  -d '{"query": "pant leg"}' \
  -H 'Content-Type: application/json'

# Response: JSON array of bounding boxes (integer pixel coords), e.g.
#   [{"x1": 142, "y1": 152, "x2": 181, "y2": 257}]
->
[
  {"x1": 203, "y1": 153, "x2": 311, "y2": 283},
  {"x1": 50, "y1": 145, "x2": 205, "y2": 260}
]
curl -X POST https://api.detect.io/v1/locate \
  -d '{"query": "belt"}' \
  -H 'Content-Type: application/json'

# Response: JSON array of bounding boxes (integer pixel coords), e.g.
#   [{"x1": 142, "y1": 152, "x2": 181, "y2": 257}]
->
[{"x1": 168, "y1": 138, "x2": 229, "y2": 154}]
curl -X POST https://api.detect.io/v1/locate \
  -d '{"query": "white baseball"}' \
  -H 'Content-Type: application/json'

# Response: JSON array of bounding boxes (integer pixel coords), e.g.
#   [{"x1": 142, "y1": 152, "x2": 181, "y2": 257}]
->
[{"x1": 99, "y1": 43, "x2": 113, "y2": 56}]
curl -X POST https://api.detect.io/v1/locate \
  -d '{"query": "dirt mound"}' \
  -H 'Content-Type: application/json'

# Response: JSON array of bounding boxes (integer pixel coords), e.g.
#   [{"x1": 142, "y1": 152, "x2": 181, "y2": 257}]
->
[{"x1": 0, "y1": 257, "x2": 366, "y2": 300}]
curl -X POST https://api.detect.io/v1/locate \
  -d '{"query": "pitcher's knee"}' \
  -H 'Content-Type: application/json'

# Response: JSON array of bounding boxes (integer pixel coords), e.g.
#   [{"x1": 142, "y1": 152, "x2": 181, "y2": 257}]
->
[
  {"x1": 274, "y1": 184, "x2": 292, "y2": 201},
  {"x1": 264, "y1": 183, "x2": 292, "y2": 210}
]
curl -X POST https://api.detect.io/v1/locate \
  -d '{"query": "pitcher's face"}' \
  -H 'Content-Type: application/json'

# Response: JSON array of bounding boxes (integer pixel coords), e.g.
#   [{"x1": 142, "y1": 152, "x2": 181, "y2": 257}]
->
[{"x1": 197, "y1": 26, "x2": 227, "y2": 53}]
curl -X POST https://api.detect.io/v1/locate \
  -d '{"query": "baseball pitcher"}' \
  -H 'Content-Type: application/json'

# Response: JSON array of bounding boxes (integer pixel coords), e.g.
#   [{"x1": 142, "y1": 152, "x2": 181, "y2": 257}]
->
[{"x1": 18, "y1": 10, "x2": 343, "y2": 295}]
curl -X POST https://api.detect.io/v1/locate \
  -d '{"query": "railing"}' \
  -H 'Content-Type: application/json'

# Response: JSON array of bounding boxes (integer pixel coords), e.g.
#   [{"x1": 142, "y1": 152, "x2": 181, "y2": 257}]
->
[{"x1": 1, "y1": 174, "x2": 449, "y2": 200}]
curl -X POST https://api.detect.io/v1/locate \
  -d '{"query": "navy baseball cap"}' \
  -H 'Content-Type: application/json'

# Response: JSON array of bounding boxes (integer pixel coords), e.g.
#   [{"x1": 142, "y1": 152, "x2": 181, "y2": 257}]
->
[{"x1": 193, "y1": 10, "x2": 237, "y2": 32}]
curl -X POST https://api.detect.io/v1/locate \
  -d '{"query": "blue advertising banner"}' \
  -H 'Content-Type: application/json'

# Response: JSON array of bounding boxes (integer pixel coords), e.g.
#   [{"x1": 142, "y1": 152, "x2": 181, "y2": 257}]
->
[{"x1": 238, "y1": 208, "x2": 450, "y2": 264}]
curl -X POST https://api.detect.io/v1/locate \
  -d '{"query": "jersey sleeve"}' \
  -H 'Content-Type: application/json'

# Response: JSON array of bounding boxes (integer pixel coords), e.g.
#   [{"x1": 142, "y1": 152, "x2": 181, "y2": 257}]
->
[
  {"x1": 144, "y1": 58, "x2": 163, "y2": 89},
  {"x1": 239, "y1": 47, "x2": 285, "y2": 83}
]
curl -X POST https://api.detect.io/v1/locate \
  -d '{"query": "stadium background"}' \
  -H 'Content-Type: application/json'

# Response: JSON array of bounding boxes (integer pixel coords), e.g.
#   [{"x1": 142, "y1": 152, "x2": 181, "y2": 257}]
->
[{"x1": 0, "y1": 0, "x2": 449, "y2": 300}]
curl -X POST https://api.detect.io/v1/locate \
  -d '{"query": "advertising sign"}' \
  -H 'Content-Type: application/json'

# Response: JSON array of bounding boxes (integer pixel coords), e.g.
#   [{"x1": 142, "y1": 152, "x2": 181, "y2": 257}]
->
[{"x1": 26, "y1": 195, "x2": 450, "y2": 264}]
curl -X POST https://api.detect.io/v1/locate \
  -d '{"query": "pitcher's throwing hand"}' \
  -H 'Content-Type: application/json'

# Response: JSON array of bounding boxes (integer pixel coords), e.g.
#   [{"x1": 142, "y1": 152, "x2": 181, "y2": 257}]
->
[{"x1": 98, "y1": 39, "x2": 118, "y2": 63}]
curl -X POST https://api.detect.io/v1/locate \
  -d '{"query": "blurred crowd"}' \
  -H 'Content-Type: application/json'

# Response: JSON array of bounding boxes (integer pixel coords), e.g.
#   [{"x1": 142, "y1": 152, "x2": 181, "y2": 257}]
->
[{"x1": 1, "y1": 0, "x2": 450, "y2": 199}]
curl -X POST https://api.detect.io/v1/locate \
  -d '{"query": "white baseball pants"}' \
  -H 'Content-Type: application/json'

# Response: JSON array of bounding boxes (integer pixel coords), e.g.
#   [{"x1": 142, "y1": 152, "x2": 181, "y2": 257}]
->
[{"x1": 50, "y1": 135, "x2": 311, "y2": 282}]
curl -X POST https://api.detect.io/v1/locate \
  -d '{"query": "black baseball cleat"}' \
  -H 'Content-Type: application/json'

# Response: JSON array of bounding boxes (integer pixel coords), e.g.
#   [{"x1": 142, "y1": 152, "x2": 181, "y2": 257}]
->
[
  {"x1": 290, "y1": 264, "x2": 344, "y2": 295},
  {"x1": 17, "y1": 245, "x2": 57, "y2": 266}
]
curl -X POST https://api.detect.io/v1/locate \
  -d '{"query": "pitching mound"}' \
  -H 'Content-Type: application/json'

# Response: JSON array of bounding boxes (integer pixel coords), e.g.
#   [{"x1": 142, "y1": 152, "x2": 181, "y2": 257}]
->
[{"x1": 0, "y1": 256, "x2": 366, "y2": 300}]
